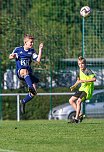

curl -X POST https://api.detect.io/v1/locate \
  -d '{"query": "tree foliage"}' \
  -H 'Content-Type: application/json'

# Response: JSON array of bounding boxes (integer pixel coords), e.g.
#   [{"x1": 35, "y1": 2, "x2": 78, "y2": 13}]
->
[{"x1": 1, "y1": 0, "x2": 104, "y2": 73}]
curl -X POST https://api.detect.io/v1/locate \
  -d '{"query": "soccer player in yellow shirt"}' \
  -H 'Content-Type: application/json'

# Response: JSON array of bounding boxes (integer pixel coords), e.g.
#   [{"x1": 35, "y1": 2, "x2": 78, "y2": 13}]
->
[{"x1": 69, "y1": 56, "x2": 96, "y2": 123}]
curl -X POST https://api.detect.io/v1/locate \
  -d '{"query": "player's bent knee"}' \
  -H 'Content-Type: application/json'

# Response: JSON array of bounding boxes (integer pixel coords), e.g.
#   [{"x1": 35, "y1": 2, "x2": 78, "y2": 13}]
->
[
  {"x1": 30, "y1": 93, "x2": 35, "y2": 97},
  {"x1": 28, "y1": 87, "x2": 37, "y2": 96},
  {"x1": 77, "y1": 100, "x2": 82, "y2": 105},
  {"x1": 69, "y1": 99, "x2": 73, "y2": 105}
]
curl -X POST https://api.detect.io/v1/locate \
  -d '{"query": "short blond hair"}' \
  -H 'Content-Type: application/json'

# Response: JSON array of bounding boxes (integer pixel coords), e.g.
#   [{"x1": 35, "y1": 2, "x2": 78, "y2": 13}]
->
[
  {"x1": 78, "y1": 56, "x2": 86, "y2": 64},
  {"x1": 24, "y1": 34, "x2": 34, "y2": 43}
]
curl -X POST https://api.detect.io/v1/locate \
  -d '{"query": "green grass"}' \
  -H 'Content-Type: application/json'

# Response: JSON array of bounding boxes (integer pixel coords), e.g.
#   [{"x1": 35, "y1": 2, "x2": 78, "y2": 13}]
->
[{"x1": 0, "y1": 119, "x2": 104, "y2": 152}]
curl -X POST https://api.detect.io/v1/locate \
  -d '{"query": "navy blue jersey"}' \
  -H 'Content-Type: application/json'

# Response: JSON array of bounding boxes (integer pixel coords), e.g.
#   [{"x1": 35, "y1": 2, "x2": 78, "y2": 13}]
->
[{"x1": 12, "y1": 46, "x2": 38, "y2": 74}]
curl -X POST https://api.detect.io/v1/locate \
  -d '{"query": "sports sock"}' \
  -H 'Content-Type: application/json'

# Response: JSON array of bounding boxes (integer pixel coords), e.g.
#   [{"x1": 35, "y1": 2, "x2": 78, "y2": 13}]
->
[
  {"x1": 22, "y1": 93, "x2": 33, "y2": 103},
  {"x1": 24, "y1": 75, "x2": 33, "y2": 88}
]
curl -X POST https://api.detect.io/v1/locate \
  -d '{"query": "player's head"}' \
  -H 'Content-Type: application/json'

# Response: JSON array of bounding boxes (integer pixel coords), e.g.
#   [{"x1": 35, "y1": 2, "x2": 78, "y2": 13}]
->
[
  {"x1": 78, "y1": 56, "x2": 86, "y2": 70},
  {"x1": 24, "y1": 34, "x2": 34, "y2": 49}
]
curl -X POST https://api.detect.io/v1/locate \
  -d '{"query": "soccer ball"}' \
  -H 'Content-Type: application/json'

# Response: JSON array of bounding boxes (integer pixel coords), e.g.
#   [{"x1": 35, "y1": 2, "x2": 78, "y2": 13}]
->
[{"x1": 80, "y1": 6, "x2": 91, "y2": 17}]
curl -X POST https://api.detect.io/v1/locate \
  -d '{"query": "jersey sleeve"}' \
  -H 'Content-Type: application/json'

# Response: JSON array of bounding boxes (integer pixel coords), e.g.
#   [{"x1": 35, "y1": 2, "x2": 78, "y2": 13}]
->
[
  {"x1": 87, "y1": 69, "x2": 96, "y2": 77},
  {"x1": 32, "y1": 50, "x2": 38, "y2": 61},
  {"x1": 11, "y1": 47, "x2": 19, "y2": 58},
  {"x1": 77, "y1": 70, "x2": 80, "y2": 79}
]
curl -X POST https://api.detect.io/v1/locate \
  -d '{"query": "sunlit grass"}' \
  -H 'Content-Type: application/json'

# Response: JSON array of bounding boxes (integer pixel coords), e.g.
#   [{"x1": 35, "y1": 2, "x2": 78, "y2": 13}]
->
[{"x1": 0, "y1": 119, "x2": 104, "y2": 152}]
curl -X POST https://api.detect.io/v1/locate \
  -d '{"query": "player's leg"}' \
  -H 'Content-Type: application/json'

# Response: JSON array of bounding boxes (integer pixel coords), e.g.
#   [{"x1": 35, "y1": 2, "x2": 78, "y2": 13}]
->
[
  {"x1": 69, "y1": 96, "x2": 78, "y2": 111},
  {"x1": 75, "y1": 91, "x2": 87, "y2": 122},
  {"x1": 20, "y1": 89, "x2": 35, "y2": 114},
  {"x1": 18, "y1": 69, "x2": 36, "y2": 114},
  {"x1": 68, "y1": 96, "x2": 78, "y2": 123},
  {"x1": 28, "y1": 74, "x2": 39, "y2": 95},
  {"x1": 75, "y1": 98, "x2": 82, "y2": 120},
  {"x1": 19, "y1": 69, "x2": 33, "y2": 88},
  {"x1": 23, "y1": 83, "x2": 37, "y2": 104},
  {"x1": 69, "y1": 91, "x2": 83, "y2": 113},
  {"x1": 20, "y1": 73, "x2": 39, "y2": 113},
  {"x1": 28, "y1": 85, "x2": 37, "y2": 95}
]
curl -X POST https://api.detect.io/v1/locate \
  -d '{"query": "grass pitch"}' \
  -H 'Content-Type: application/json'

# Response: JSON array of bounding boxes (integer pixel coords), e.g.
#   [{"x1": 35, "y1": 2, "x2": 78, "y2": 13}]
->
[{"x1": 0, "y1": 119, "x2": 104, "y2": 152}]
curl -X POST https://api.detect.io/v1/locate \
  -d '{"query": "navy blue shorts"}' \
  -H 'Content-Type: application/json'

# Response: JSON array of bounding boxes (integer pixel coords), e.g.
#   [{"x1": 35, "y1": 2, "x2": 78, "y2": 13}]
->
[{"x1": 17, "y1": 69, "x2": 39, "y2": 84}]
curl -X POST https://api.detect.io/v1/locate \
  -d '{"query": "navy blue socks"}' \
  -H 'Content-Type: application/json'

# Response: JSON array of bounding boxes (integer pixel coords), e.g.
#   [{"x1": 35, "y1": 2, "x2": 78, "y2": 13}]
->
[
  {"x1": 24, "y1": 75, "x2": 33, "y2": 88},
  {"x1": 22, "y1": 93, "x2": 33, "y2": 104},
  {"x1": 23, "y1": 75, "x2": 35, "y2": 104}
]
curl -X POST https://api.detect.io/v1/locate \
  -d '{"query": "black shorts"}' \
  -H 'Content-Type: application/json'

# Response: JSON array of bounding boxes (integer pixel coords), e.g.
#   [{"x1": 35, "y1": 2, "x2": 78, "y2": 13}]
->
[{"x1": 73, "y1": 91, "x2": 87, "y2": 101}]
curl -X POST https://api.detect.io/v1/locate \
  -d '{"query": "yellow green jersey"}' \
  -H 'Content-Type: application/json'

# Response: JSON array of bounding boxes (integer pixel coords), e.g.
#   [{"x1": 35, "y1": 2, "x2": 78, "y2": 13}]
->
[{"x1": 78, "y1": 68, "x2": 96, "y2": 100}]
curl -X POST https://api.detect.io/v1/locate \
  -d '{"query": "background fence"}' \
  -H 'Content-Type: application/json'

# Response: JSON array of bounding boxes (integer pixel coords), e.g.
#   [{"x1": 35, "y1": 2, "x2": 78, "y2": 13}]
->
[{"x1": 0, "y1": 0, "x2": 104, "y2": 120}]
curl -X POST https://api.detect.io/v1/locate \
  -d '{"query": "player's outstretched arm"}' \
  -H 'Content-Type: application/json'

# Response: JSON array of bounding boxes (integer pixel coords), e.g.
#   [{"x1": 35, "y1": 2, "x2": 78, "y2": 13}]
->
[
  {"x1": 36, "y1": 43, "x2": 43, "y2": 63},
  {"x1": 70, "y1": 79, "x2": 81, "y2": 91},
  {"x1": 70, "y1": 81, "x2": 79, "y2": 91},
  {"x1": 70, "y1": 77, "x2": 96, "y2": 91}
]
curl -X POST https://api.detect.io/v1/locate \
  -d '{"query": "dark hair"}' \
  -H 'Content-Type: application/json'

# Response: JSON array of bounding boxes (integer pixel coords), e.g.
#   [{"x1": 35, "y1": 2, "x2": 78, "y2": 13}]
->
[{"x1": 78, "y1": 56, "x2": 86, "y2": 64}]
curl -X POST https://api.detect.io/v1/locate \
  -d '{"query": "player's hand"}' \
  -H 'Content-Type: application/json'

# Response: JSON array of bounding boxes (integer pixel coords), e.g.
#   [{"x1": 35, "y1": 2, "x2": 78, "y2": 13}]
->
[
  {"x1": 12, "y1": 54, "x2": 16, "y2": 58},
  {"x1": 39, "y1": 43, "x2": 43, "y2": 50},
  {"x1": 70, "y1": 85, "x2": 76, "y2": 91},
  {"x1": 9, "y1": 53, "x2": 16, "y2": 59},
  {"x1": 69, "y1": 79, "x2": 81, "y2": 91}
]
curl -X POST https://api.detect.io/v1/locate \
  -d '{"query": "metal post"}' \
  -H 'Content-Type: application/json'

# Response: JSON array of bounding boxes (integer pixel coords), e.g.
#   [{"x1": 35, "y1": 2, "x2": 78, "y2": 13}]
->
[
  {"x1": 17, "y1": 94, "x2": 20, "y2": 122},
  {"x1": 82, "y1": 17, "x2": 85, "y2": 58},
  {"x1": 82, "y1": 16, "x2": 85, "y2": 115},
  {"x1": 50, "y1": 61, "x2": 53, "y2": 118},
  {"x1": 0, "y1": 57, "x2": 2, "y2": 120}
]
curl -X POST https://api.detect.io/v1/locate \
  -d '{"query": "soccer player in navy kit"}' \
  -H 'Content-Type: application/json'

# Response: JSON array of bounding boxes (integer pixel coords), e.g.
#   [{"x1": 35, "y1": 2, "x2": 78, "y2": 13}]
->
[{"x1": 9, "y1": 34, "x2": 43, "y2": 114}]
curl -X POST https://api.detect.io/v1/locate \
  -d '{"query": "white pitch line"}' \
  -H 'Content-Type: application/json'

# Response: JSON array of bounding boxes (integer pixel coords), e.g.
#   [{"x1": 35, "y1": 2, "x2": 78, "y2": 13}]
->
[{"x1": 0, "y1": 149, "x2": 17, "y2": 152}]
